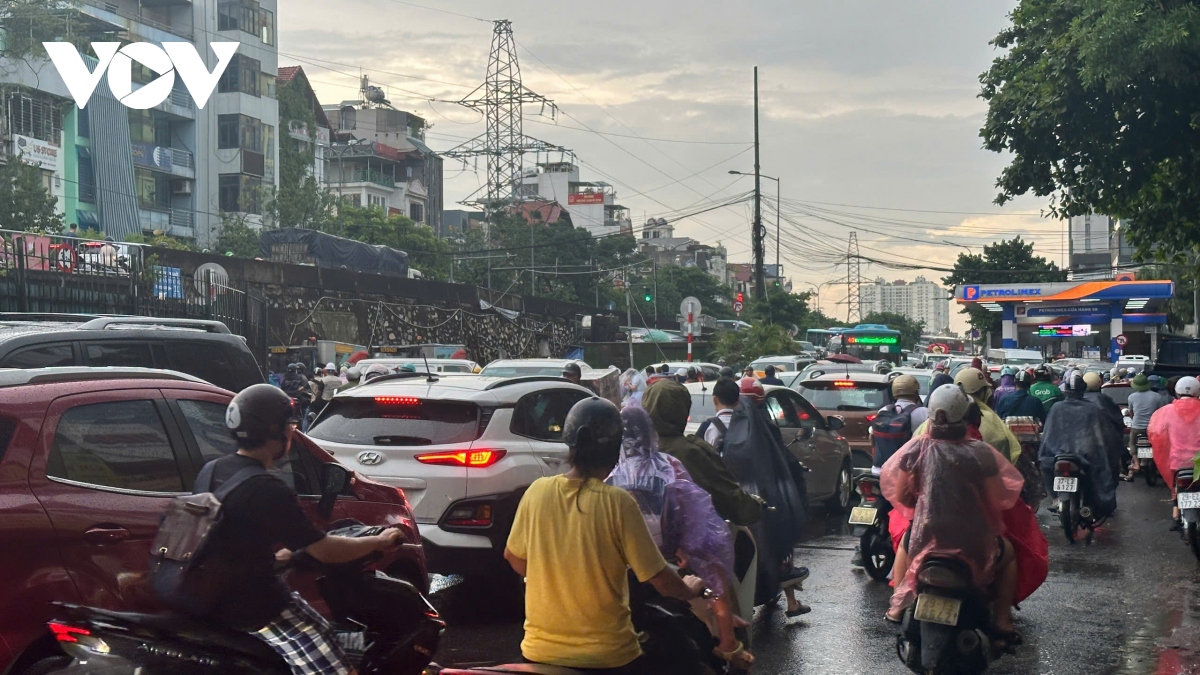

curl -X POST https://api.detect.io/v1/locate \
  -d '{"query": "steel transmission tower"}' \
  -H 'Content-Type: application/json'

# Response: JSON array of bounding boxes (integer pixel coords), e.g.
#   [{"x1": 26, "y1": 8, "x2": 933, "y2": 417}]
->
[
  {"x1": 846, "y1": 232, "x2": 863, "y2": 322},
  {"x1": 443, "y1": 20, "x2": 572, "y2": 206}
]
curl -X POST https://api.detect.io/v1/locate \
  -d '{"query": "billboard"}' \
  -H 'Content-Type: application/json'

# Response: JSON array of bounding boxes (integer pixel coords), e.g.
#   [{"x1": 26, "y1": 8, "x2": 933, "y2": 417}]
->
[
  {"x1": 568, "y1": 192, "x2": 605, "y2": 205},
  {"x1": 13, "y1": 135, "x2": 60, "y2": 171}
]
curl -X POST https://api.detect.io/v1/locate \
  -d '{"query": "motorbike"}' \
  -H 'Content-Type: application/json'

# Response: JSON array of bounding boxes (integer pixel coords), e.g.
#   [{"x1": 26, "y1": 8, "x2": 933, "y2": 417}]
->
[
  {"x1": 1053, "y1": 454, "x2": 1107, "y2": 544},
  {"x1": 1175, "y1": 469, "x2": 1200, "y2": 561},
  {"x1": 896, "y1": 556, "x2": 995, "y2": 675},
  {"x1": 42, "y1": 521, "x2": 444, "y2": 675},
  {"x1": 1136, "y1": 434, "x2": 1160, "y2": 487},
  {"x1": 848, "y1": 472, "x2": 894, "y2": 582}
]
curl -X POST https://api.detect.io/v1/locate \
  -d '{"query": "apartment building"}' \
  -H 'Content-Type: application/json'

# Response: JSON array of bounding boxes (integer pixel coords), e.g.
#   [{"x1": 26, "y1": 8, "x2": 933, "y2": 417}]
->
[
  {"x1": 861, "y1": 276, "x2": 950, "y2": 333},
  {"x1": 517, "y1": 161, "x2": 632, "y2": 237}
]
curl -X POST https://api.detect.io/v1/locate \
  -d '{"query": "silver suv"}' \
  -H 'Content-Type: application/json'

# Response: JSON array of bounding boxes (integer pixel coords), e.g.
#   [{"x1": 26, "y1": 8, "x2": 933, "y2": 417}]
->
[{"x1": 307, "y1": 373, "x2": 594, "y2": 578}]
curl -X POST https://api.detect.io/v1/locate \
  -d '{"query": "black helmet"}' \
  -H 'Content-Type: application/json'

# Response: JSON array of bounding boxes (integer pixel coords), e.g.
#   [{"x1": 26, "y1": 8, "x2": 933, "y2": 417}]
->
[
  {"x1": 559, "y1": 396, "x2": 619, "y2": 454},
  {"x1": 1066, "y1": 370, "x2": 1088, "y2": 396},
  {"x1": 296, "y1": 362, "x2": 308, "y2": 374},
  {"x1": 1015, "y1": 369, "x2": 1034, "y2": 387},
  {"x1": 1034, "y1": 364, "x2": 1052, "y2": 380},
  {"x1": 287, "y1": 363, "x2": 299, "y2": 372},
  {"x1": 226, "y1": 384, "x2": 295, "y2": 444}
]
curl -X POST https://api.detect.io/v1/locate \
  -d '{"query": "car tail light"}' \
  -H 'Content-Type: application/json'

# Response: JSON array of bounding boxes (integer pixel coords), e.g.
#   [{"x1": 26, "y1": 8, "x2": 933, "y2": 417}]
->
[
  {"x1": 445, "y1": 503, "x2": 494, "y2": 527},
  {"x1": 834, "y1": 381, "x2": 855, "y2": 388},
  {"x1": 376, "y1": 396, "x2": 421, "y2": 406},
  {"x1": 415, "y1": 449, "x2": 506, "y2": 468},
  {"x1": 49, "y1": 622, "x2": 110, "y2": 655},
  {"x1": 865, "y1": 414, "x2": 877, "y2": 422},
  {"x1": 1055, "y1": 461, "x2": 1074, "y2": 476}
]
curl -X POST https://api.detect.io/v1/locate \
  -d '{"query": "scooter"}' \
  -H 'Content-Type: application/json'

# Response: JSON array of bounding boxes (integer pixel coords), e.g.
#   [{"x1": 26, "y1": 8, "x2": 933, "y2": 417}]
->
[
  {"x1": 1175, "y1": 469, "x2": 1200, "y2": 561},
  {"x1": 1053, "y1": 454, "x2": 1106, "y2": 544},
  {"x1": 42, "y1": 522, "x2": 444, "y2": 675},
  {"x1": 1136, "y1": 435, "x2": 1160, "y2": 486},
  {"x1": 849, "y1": 473, "x2": 894, "y2": 582},
  {"x1": 896, "y1": 556, "x2": 994, "y2": 675}
]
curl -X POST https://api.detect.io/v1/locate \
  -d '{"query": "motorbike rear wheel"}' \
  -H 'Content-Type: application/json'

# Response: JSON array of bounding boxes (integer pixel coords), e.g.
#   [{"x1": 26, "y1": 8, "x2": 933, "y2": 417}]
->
[
  {"x1": 1187, "y1": 522, "x2": 1200, "y2": 562},
  {"x1": 1059, "y1": 497, "x2": 1076, "y2": 544},
  {"x1": 861, "y1": 530, "x2": 895, "y2": 583},
  {"x1": 1146, "y1": 461, "x2": 1160, "y2": 487}
]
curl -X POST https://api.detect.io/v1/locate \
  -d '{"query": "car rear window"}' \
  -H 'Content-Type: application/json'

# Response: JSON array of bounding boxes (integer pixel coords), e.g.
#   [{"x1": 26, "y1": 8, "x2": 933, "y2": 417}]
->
[
  {"x1": 309, "y1": 398, "x2": 483, "y2": 446},
  {"x1": 480, "y1": 366, "x2": 564, "y2": 377},
  {"x1": 164, "y1": 340, "x2": 262, "y2": 391},
  {"x1": 798, "y1": 382, "x2": 889, "y2": 411}
]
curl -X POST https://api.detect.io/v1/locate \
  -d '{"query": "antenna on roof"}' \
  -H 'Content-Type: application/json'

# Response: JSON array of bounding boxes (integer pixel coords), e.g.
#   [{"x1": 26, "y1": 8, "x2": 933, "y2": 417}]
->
[{"x1": 422, "y1": 353, "x2": 438, "y2": 383}]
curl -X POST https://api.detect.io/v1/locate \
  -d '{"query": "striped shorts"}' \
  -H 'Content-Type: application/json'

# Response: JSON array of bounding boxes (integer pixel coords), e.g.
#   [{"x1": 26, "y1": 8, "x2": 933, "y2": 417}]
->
[{"x1": 255, "y1": 593, "x2": 352, "y2": 675}]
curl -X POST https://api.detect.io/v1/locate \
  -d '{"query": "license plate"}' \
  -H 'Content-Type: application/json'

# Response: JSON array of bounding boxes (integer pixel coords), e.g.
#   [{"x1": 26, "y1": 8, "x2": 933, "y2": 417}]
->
[
  {"x1": 1178, "y1": 492, "x2": 1200, "y2": 509},
  {"x1": 1054, "y1": 477, "x2": 1078, "y2": 493},
  {"x1": 1137, "y1": 447, "x2": 1154, "y2": 459},
  {"x1": 914, "y1": 593, "x2": 962, "y2": 627},
  {"x1": 848, "y1": 506, "x2": 877, "y2": 526}
]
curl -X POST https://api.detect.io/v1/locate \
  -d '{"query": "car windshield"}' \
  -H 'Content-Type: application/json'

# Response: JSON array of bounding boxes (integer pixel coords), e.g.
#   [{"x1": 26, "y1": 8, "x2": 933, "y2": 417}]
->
[
  {"x1": 798, "y1": 382, "x2": 889, "y2": 411},
  {"x1": 308, "y1": 398, "x2": 482, "y2": 446},
  {"x1": 1004, "y1": 357, "x2": 1044, "y2": 365},
  {"x1": 479, "y1": 365, "x2": 566, "y2": 377}
]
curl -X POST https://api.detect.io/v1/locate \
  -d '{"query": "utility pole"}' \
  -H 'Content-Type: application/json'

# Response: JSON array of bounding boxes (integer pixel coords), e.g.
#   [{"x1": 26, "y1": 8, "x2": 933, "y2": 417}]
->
[
  {"x1": 626, "y1": 273, "x2": 635, "y2": 369},
  {"x1": 752, "y1": 66, "x2": 766, "y2": 300},
  {"x1": 652, "y1": 258, "x2": 658, "y2": 322}
]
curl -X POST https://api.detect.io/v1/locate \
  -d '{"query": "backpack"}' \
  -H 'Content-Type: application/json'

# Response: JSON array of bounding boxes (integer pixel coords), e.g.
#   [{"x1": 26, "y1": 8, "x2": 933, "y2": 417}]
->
[
  {"x1": 696, "y1": 416, "x2": 729, "y2": 454},
  {"x1": 149, "y1": 461, "x2": 265, "y2": 616},
  {"x1": 871, "y1": 404, "x2": 917, "y2": 468}
]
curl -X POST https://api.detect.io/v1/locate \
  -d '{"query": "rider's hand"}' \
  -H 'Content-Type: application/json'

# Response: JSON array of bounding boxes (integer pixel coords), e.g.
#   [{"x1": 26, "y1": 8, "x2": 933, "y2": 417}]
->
[
  {"x1": 682, "y1": 574, "x2": 706, "y2": 599},
  {"x1": 373, "y1": 528, "x2": 402, "y2": 551},
  {"x1": 274, "y1": 548, "x2": 292, "y2": 563}
]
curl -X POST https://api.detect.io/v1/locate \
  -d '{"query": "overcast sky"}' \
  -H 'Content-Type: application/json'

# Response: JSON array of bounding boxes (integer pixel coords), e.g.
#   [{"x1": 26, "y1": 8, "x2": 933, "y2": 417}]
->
[{"x1": 281, "y1": 0, "x2": 1062, "y2": 333}]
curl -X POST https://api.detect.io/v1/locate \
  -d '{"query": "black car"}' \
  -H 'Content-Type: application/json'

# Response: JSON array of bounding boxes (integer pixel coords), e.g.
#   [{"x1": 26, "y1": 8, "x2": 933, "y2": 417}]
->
[{"x1": 0, "y1": 314, "x2": 263, "y2": 392}]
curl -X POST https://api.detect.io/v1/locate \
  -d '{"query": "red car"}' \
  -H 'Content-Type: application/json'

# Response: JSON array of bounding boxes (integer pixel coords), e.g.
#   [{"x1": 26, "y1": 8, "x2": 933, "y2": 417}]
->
[{"x1": 0, "y1": 367, "x2": 426, "y2": 675}]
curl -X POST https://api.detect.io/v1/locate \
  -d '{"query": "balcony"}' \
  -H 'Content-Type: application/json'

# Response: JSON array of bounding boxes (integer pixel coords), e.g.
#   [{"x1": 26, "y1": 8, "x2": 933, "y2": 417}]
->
[
  {"x1": 349, "y1": 169, "x2": 395, "y2": 188},
  {"x1": 78, "y1": 0, "x2": 193, "y2": 40},
  {"x1": 169, "y1": 209, "x2": 195, "y2": 238},
  {"x1": 131, "y1": 143, "x2": 195, "y2": 179}
]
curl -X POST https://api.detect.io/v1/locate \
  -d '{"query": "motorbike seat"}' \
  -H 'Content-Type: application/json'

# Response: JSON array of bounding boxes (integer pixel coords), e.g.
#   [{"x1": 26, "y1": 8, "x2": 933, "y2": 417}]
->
[
  {"x1": 55, "y1": 604, "x2": 281, "y2": 662},
  {"x1": 917, "y1": 555, "x2": 974, "y2": 589}
]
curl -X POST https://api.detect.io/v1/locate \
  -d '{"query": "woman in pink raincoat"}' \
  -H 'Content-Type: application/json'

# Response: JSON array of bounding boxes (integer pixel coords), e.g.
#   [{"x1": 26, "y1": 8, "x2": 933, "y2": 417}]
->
[
  {"x1": 882, "y1": 384, "x2": 1025, "y2": 647},
  {"x1": 1148, "y1": 376, "x2": 1200, "y2": 528}
]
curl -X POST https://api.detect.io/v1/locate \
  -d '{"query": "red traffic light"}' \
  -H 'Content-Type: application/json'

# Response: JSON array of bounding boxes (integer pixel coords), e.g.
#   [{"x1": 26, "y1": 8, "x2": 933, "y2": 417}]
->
[{"x1": 736, "y1": 292, "x2": 744, "y2": 303}]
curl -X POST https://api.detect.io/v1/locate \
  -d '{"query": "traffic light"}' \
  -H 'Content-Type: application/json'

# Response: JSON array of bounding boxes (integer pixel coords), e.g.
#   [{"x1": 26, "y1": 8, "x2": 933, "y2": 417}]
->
[
  {"x1": 736, "y1": 292, "x2": 744, "y2": 303},
  {"x1": 644, "y1": 291, "x2": 653, "y2": 302}
]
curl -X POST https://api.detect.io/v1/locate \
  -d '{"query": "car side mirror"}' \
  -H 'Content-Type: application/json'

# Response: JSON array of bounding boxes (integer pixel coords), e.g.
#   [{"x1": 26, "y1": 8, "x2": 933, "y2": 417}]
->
[
  {"x1": 827, "y1": 416, "x2": 845, "y2": 431},
  {"x1": 318, "y1": 463, "x2": 351, "y2": 519}
]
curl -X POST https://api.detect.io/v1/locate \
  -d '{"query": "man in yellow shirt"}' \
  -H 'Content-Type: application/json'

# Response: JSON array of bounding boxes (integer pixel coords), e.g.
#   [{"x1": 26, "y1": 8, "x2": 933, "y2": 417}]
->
[{"x1": 505, "y1": 397, "x2": 703, "y2": 673}]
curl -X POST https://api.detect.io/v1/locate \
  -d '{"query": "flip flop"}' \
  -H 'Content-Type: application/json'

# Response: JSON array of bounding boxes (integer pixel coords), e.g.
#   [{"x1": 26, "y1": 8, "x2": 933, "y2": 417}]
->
[
  {"x1": 713, "y1": 641, "x2": 754, "y2": 672},
  {"x1": 989, "y1": 628, "x2": 1023, "y2": 654},
  {"x1": 785, "y1": 604, "x2": 812, "y2": 618}
]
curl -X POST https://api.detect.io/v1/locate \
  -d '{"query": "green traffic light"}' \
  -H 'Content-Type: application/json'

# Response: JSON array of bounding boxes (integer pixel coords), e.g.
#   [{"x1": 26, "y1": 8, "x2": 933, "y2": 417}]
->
[{"x1": 643, "y1": 293, "x2": 653, "y2": 302}]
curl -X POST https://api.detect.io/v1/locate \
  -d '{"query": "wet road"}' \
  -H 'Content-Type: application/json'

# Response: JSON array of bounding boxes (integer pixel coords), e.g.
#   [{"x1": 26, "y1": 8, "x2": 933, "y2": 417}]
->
[{"x1": 430, "y1": 478, "x2": 1200, "y2": 673}]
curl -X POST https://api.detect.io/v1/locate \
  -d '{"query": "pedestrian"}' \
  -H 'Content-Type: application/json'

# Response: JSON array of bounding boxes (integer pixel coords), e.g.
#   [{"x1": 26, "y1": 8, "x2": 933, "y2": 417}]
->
[
  {"x1": 685, "y1": 367, "x2": 700, "y2": 384},
  {"x1": 643, "y1": 365, "x2": 655, "y2": 379},
  {"x1": 562, "y1": 362, "x2": 582, "y2": 385},
  {"x1": 759, "y1": 365, "x2": 784, "y2": 386}
]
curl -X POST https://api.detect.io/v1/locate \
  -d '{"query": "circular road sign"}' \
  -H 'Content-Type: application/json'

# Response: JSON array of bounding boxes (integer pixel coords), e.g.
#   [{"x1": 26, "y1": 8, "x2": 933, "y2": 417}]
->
[
  {"x1": 1116, "y1": 334, "x2": 1128, "y2": 347},
  {"x1": 732, "y1": 300, "x2": 744, "y2": 313},
  {"x1": 680, "y1": 296, "x2": 702, "y2": 319}
]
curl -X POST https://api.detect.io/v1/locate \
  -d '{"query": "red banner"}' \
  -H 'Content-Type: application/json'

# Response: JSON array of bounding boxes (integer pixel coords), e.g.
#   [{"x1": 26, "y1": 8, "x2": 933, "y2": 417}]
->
[{"x1": 568, "y1": 192, "x2": 605, "y2": 205}]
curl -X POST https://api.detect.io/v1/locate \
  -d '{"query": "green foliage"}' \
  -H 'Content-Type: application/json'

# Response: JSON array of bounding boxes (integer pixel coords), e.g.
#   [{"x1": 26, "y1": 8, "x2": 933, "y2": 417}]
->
[
  {"x1": 942, "y1": 237, "x2": 1065, "y2": 337},
  {"x1": 746, "y1": 290, "x2": 812, "y2": 329},
  {"x1": 0, "y1": 157, "x2": 63, "y2": 233},
  {"x1": 861, "y1": 311, "x2": 926, "y2": 351},
  {"x1": 708, "y1": 323, "x2": 799, "y2": 364},
  {"x1": 980, "y1": 0, "x2": 1200, "y2": 258},
  {"x1": 0, "y1": 0, "x2": 86, "y2": 61},
  {"x1": 267, "y1": 78, "x2": 337, "y2": 230},
  {"x1": 125, "y1": 232, "x2": 197, "y2": 251},
  {"x1": 641, "y1": 265, "x2": 734, "y2": 323},
  {"x1": 214, "y1": 215, "x2": 261, "y2": 259}
]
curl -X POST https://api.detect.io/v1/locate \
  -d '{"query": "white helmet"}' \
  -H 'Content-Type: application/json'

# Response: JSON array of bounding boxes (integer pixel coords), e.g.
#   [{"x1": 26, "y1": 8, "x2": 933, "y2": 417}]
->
[
  {"x1": 1176, "y1": 376, "x2": 1200, "y2": 398},
  {"x1": 928, "y1": 384, "x2": 971, "y2": 425}
]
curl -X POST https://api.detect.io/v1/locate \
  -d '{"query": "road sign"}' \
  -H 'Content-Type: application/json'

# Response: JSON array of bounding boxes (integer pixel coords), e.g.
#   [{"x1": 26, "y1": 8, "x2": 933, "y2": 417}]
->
[
  {"x1": 1115, "y1": 334, "x2": 1128, "y2": 347},
  {"x1": 732, "y1": 300, "x2": 744, "y2": 313},
  {"x1": 680, "y1": 296, "x2": 702, "y2": 321}
]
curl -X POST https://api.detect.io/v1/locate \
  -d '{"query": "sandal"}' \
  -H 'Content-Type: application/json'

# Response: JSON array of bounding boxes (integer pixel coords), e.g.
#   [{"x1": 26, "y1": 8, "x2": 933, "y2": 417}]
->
[
  {"x1": 785, "y1": 603, "x2": 812, "y2": 618},
  {"x1": 989, "y1": 627, "x2": 1023, "y2": 654},
  {"x1": 884, "y1": 610, "x2": 903, "y2": 624},
  {"x1": 713, "y1": 641, "x2": 754, "y2": 671}
]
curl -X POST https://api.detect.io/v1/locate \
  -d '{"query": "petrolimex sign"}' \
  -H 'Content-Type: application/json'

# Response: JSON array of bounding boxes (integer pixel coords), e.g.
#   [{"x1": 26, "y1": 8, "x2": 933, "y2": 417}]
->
[
  {"x1": 960, "y1": 285, "x2": 1044, "y2": 302},
  {"x1": 44, "y1": 42, "x2": 239, "y2": 109}
]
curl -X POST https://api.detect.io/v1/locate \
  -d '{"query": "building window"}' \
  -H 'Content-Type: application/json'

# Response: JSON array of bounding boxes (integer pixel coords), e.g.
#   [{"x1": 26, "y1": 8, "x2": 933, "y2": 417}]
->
[
  {"x1": 217, "y1": 113, "x2": 261, "y2": 151},
  {"x1": 218, "y1": 0, "x2": 274, "y2": 45},
  {"x1": 4, "y1": 88, "x2": 62, "y2": 143},
  {"x1": 128, "y1": 109, "x2": 168, "y2": 145},
  {"x1": 218, "y1": 173, "x2": 262, "y2": 214},
  {"x1": 368, "y1": 194, "x2": 386, "y2": 210},
  {"x1": 135, "y1": 168, "x2": 170, "y2": 210},
  {"x1": 409, "y1": 202, "x2": 424, "y2": 223},
  {"x1": 77, "y1": 107, "x2": 90, "y2": 139},
  {"x1": 342, "y1": 194, "x2": 361, "y2": 208},
  {"x1": 78, "y1": 152, "x2": 95, "y2": 203},
  {"x1": 217, "y1": 53, "x2": 262, "y2": 97}
]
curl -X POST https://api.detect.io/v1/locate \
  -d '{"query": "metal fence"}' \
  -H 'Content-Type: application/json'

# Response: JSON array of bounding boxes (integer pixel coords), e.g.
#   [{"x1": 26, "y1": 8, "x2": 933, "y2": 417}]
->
[{"x1": 0, "y1": 230, "x2": 269, "y2": 371}]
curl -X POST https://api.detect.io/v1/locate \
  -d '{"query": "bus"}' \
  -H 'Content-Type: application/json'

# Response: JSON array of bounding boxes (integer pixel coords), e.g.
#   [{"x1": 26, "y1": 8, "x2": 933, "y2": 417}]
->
[
  {"x1": 828, "y1": 324, "x2": 903, "y2": 364},
  {"x1": 805, "y1": 327, "x2": 848, "y2": 350}
]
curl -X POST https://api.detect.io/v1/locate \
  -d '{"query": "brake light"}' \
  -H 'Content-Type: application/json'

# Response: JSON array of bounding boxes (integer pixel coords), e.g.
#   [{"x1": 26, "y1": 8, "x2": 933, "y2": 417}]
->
[
  {"x1": 376, "y1": 396, "x2": 421, "y2": 406},
  {"x1": 416, "y1": 449, "x2": 506, "y2": 468},
  {"x1": 858, "y1": 481, "x2": 875, "y2": 498},
  {"x1": 48, "y1": 623, "x2": 90, "y2": 643},
  {"x1": 1055, "y1": 461, "x2": 1074, "y2": 477},
  {"x1": 445, "y1": 503, "x2": 493, "y2": 527},
  {"x1": 866, "y1": 414, "x2": 877, "y2": 422},
  {"x1": 834, "y1": 381, "x2": 855, "y2": 388}
]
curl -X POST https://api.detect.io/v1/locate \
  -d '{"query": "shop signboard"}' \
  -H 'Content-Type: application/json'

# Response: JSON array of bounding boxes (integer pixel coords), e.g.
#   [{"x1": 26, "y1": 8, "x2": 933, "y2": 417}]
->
[
  {"x1": 1016, "y1": 304, "x2": 1110, "y2": 325},
  {"x1": 13, "y1": 135, "x2": 60, "y2": 171},
  {"x1": 568, "y1": 192, "x2": 605, "y2": 205}
]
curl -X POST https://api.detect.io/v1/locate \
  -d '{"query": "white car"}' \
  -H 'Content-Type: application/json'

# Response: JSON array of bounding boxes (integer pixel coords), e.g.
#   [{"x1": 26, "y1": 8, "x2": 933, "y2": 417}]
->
[
  {"x1": 648, "y1": 361, "x2": 723, "y2": 381},
  {"x1": 479, "y1": 358, "x2": 589, "y2": 378},
  {"x1": 357, "y1": 357, "x2": 479, "y2": 373},
  {"x1": 1116, "y1": 354, "x2": 1150, "y2": 373},
  {"x1": 307, "y1": 373, "x2": 594, "y2": 578}
]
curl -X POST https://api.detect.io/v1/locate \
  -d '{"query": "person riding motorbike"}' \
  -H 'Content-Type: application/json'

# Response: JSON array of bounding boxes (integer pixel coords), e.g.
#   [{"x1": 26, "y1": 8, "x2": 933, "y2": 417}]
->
[
  {"x1": 1148, "y1": 376, "x2": 1200, "y2": 531},
  {"x1": 504, "y1": 397, "x2": 703, "y2": 673},
  {"x1": 1083, "y1": 371, "x2": 1126, "y2": 441},
  {"x1": 1038, "y1": 371, "x2": 1121, "y2": 518},
  {"x1": 954, "y1": 367, "x2": 1021, "y2": 463},
  {"x1": 995, "y1": 369, "x2": 1047, "y2": 423},
  {"x1": 202, "y1": 384, "x2": 402, "y2": 675},
  {"x1": 881, "y1": 384, "x2": 1025, "y2": 648},
  {"x1": 1127, "y1": 373, "x2": 1167, "y2": 475},
  {"x1": 1029, "y1": 364, "x2": 1065, "y2": 414},
  {"x1": 872, "y1": 374, "x2": 928, "y2": 473},
  {"x1": 281, "y1": 363, "x2": 313, "y2": 405},
  {"x1": 992, "y1": 367, "x2": 1017, "y2": 409}
]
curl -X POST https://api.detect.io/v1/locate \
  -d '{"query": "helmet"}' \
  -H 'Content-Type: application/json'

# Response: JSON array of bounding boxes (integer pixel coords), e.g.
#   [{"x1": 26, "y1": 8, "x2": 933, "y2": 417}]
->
[
  {"x1": 675, "y1": 368, "x2": 688, "y2": 378},
  {"x1": 346, "y1": 366, "x2": 362, "y2": 382},
  {"x1": 1034, "y1": 364, "x2": 1052, "y2": 379},
  {"x1": 874, "y1": 361, "x2": 892, "y2": 374},
  {"x1": 1000, "y1": 366, "x2": 1015, "y2": 377},
  {"x1": 933, "y1": 361, "x2": 948, "y2": 372},
  {"x1": 226, "y1": 384, "x2": 295, "y2": 444},
  {"x1": 891, "y1": 374, "x2": 919, "y2": 398},
  {"x1": 562, "y1": 397, "x2": 622, "y2": 453},
  {"x1": 325, "y1": 362, "x2": 337, "y2": 372},
  {"x1": 738, "y1": 376, "x2": 765, "y2": 404},
  {"x1": 928, "y1": 384, "x2": 971, "y2": 425},
  {"x1": 1176, "y1": 376, "x2": 1200, "y2": 397},
  {"x1": 1066, "y1": 370, "x2": 1088, "y2": 395},
  {"x1": 1083, "y1": 372, "x2": 1103, "y2": 392},
  {"x1": 296, "y1": 362, "x2": 308, "y2": 375},
  {"x1": 1015, "y1": 369, "x2": 1034, "y2": 387},
  {"x1": 287, "y1": 363, "x2": 299, "y2": 372},
  {"x1": 362, "y1": 363, "x2": 390, "y2": 382},
  {"x1": 954, "y1": 367, "x2": 990, "y2": 396}
]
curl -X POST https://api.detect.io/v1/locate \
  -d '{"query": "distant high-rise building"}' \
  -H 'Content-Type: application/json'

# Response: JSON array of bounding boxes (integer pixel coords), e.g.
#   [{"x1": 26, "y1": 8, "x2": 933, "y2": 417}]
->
[
  {"x1": 860, "y1": 276, "x2": 950, "y2": 333},
  {"x1": 1068, "y1": 214, "x2": 1134, "y2": 280}
]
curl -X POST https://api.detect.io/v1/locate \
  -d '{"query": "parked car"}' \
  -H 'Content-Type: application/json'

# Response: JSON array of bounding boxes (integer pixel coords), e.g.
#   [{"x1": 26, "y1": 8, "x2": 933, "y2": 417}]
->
[
  {"x1": 793, "y1": 372, "x2": 893, "y2": 468},
  {"x1": 682, "y1": 382, "x2": 854, "y2": 512},
  {"x1": 0, "y1": 367, "x2": 424, "y2": 675},
  {"x1": 0, "y1": 314, "x2": 263, "y2": 392},
  {"x1": 307, "y1": 374, "x2": 595, "y2": 578},
  {"x1": 747, "y1": 355, "x2": 816, "y2": 378},
  {"x1": 478, "y1": 358, "x2": 589, "y2": 378},
  {"x1": 356, "y1": 357, "x2": 480, "y2": 374},
  {"x1": 649, "y1": 361, "x2": 722, "y2": 381}
]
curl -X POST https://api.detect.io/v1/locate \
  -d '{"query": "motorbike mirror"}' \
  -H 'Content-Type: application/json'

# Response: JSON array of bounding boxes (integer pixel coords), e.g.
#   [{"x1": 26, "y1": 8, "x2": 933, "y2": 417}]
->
[
  {"x1": 827, "y1": 416, "x2": 845, "y2": 431},
  {"x1": 321, "y1": 463, "x2": 351, "y2": 496}
]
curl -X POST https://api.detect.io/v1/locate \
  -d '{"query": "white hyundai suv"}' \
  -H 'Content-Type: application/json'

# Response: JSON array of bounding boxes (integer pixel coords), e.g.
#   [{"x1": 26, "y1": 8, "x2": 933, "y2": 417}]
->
[{"x1": 306, "y1": 373, "x2": 594, "y2": 578}]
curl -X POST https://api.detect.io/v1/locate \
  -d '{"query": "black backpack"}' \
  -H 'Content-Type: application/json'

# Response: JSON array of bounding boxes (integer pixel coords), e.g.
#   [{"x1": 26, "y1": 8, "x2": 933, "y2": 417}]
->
[
  {"x1": 697, "y1": 416, "x2": 729, "y2": 454},
  {"x1": 870, "y1": 404, "x2": 918, "y2": 468},
  {"x1": 149, "y1": 461, "x2": 264, "y2": 615}
]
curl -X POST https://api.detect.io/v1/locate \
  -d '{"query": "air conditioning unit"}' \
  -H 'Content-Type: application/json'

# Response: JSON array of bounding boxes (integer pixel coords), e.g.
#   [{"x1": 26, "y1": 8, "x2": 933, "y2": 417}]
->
[{"x1": 171, "y1": 180, "x2": 193, "y2": 195}]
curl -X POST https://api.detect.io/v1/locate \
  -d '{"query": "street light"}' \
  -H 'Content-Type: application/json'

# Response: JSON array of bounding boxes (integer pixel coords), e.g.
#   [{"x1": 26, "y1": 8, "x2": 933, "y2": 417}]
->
[
  {"x1": 944, "y1": 240, "x2": 974, "y2": 258},
  {"x1": 729, "y1": 170, "x2": 781, "y2": 290},
  {"x1": 804, "y1": 280, "x2": 838, "y2": 315}
]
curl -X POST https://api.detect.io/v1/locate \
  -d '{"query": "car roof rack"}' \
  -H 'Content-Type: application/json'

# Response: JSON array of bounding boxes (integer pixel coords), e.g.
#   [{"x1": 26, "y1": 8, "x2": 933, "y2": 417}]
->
[
  {"x1": 0, "y1": 312, "x2": 111, "y2": 322},
  {"x1": 77, "y1": 317, "x2": 231, "y2": 333},
  {"x1": 482, "y1": 375, "x2": 573, "y2": 391},
  {"x1": 0, "y1": 366, "x2": 206, "y2": 389}
]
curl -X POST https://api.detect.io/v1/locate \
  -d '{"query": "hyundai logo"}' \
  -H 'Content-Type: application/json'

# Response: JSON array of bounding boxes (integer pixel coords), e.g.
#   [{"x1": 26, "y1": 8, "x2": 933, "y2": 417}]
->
[{"x1": 357, "y1": 451, "x2": 385, "y2": 466}]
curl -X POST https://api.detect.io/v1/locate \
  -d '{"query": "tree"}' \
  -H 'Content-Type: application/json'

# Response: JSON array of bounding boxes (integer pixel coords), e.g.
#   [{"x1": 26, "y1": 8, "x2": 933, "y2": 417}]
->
[
  {"x1": 861, "y1": 311, "x2": 925, "y2": 352},
  {"x1": 316, "y1": 205, "x2": 452, "y2": 280},
  {"x1": 267, "y1": 76, "x2": 338, "y2": 230},
  {"x1": 0, "y1": 157, "x2": 63, "y2": 233},
  {"x1": 942, "y1": 237, "x2": 1066, "y2": 338},
  {"x1": 708, "y1": 324, "x2": 798, "y2": 365},
  {"x1": 214, "y1": 215, "x2": 261, "y2": 259},
  {"x1": 746, "y1": 290, "x2": 812, "y2": 330},
  {"x1": 642, "y1": 265, "x2": 734, "y2": 323},
  {"x1": 980, "y1": 0, "x2": 1200, "y2": 258},
  {"x1": 1, "y1": 0, "x2": 85, "y2": 64}
]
